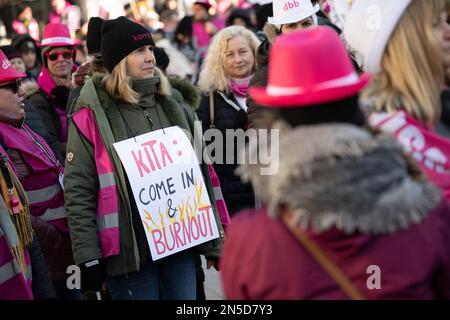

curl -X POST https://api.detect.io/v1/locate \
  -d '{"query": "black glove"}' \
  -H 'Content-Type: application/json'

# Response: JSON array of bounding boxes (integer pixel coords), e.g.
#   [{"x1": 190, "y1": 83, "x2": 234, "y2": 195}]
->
[
  {"x1": 51, "y1": 85, "x2": 70, "y2": 111},
  {"x1": 79, "y1": 259, "x2": 107, "y2": 293}
]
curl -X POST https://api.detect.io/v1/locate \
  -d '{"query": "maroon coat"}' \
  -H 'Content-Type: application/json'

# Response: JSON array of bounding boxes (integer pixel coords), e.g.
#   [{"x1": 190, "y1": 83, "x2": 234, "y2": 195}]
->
[{"x1": 221, "y1": 200, "x2": 450, "y2": 300}]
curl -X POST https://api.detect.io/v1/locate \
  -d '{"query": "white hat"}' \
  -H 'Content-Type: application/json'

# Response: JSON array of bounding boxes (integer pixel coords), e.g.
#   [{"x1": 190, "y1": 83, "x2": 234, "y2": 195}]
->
[
  {"x1": 268, "y1": 0, "x2": 320, "y2": 26},
  {"x1": 343, "y1": 0, "x2": 412, "y2": 73},
  {"x1": 248, "y1": 0, "x2": 272, "y2": 5}
]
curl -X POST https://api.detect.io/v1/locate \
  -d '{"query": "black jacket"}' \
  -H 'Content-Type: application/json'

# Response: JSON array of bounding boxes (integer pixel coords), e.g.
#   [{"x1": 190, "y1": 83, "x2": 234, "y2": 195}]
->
[
  {"x1": 27, "y1": 88, "x2": 66, "y2": 164},
  {"x1": 437, "y1": 88, "x2": 450, "y2": 138},
  {"x1": 196, "y1": 91, "x2": 255, "y2": 216}
]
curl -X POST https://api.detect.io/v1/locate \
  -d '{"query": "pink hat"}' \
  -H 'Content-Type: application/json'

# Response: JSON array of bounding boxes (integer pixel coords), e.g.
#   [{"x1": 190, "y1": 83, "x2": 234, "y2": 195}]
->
[
  {"x1": 0, "y1": 50, "x2": 26, "y2": 83},
  {"x1": 250, "y1": 27, "x2": 370, "y2": 108},
  {"x1": 39, "y1": 23, "x2": 75, "y2": 47}
]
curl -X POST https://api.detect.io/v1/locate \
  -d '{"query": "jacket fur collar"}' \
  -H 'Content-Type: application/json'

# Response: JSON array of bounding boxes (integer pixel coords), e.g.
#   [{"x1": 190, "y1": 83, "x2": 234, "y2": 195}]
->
[{"x1": 237, "y1": 122, "x2": 442, "y2": 234}]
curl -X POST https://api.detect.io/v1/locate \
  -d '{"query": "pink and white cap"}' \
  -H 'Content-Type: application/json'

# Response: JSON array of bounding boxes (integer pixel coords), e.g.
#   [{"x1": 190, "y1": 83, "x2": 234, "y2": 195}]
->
[{"x1": 39, "y1": 23, "x2": 75, "y2": 47}]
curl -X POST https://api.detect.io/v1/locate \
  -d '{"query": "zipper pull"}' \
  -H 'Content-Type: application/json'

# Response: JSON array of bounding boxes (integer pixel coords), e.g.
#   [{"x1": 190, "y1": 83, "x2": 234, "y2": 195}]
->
[{"x1": 143, "y1": 109, "x2": 154, "y2": 129}]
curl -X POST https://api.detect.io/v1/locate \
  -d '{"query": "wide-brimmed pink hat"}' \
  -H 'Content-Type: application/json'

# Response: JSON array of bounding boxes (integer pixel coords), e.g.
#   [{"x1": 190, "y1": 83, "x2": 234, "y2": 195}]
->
[
  {"x1": 0, "y1": 50, "x2": 26, "y2": 83},
  {"x1": 250, "y1": 27, "x2": 370, "y2": 108}
]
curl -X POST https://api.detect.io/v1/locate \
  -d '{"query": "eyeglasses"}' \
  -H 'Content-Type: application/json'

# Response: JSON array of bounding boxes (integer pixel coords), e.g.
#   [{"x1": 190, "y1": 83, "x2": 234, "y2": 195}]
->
[
  {"x1": 0, "y1": 79, "x2": 22, "y2": 94},
  {"x1": 45, "y1": 50, "x2": 74, "y2": 61}
]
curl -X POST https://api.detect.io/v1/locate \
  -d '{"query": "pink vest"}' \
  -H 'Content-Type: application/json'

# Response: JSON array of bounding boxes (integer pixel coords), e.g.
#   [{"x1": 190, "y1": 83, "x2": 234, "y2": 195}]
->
[
  {"x1": 0, "y1": 123, "x2": 68, "y2": 232},
  {"x1": 0, "y1": 146, "x2": 33, "y2": 300},
  {"x1": 72, "y1": 108, "x2": 120, "y2": 257}
]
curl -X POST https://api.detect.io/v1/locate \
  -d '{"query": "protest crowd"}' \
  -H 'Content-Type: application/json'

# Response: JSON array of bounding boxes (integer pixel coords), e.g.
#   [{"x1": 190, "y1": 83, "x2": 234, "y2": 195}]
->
[{"x1": 1, "y1": 0, "x2": 450, "y2": 300}]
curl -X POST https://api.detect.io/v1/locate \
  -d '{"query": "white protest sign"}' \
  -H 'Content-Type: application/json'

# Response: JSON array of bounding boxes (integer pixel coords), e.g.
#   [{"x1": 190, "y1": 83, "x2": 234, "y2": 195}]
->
[{"x1": 113, "y1": 126, "x2": 219, "y2": 260}]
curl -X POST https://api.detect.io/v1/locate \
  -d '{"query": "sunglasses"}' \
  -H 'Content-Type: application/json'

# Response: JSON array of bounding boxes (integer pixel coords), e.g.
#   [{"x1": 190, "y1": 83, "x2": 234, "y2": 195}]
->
[
  {"x1": 45, "y1": 50, "x2": 74, "y2": 61},
  {"x1": 0, "y1": 79, "x2": 22, "y2": 94}
]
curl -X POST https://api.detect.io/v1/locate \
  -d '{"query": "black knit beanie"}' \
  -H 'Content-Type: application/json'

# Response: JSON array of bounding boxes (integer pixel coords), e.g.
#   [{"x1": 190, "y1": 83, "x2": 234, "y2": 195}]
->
[
  {"x1": 86, "y1": 17, "x2": 104, "y2": 55},
  {"x1": 153, "y1": 47, "x2": 169, "y2": 72},
  {"x1": 101, "y1": 16, "x2": 155, "y2": 72},
  {"x1": 0, "y1": 45, "x2": 23, "y2": 60}
]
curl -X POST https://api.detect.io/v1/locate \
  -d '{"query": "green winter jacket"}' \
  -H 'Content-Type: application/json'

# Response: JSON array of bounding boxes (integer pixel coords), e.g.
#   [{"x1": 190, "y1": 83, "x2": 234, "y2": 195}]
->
[{"x1": 64, "y1": 75, "x2": 224, "y2": 276}]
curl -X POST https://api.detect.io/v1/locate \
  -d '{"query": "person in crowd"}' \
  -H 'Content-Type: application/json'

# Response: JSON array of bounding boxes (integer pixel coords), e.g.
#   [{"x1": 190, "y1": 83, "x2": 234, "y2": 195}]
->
[
  {"x1": 67, "y1": 17, "x2": 107, "y2": 117},
  {"x1": 11, "y1": 34, "x2": 42, "y2": 82},
  {"x1": 197, "y1": 26, "x2": 260, "y2": 216},
  {"x1": 27, "y1": 23, "x2": 78, "y2": 164},
  {"x1": 65, "y1": 16, "x2": 224, "y2": 300},
  {"x1": 0, "y1": 50, "x2": 78, "y2": 300},
  {"x1": 0, "y1": 150, "x2": 34, "y2": 300},
  {"x1": 0, "y1": 51, "x2": 58, "y2": 300},
  {"x1": 156, "y1": 16, "x2": 201, "y2": 82},
  {"x1": 12, "y1": 5, "x2": 40, "y2": 42},
  {"x1": 344, "y1": 0, "x2": 450, "y2": 200},
  {"x1": 221, "y1": 27, "x2": 450, "y2": 300},
  {"x1": 159, "y1": 10, "x2": 179, "y2": 41},
  {"x1": 49, "y1": 0, "x2": 81, "y2": 39},
  {"x1": 246, "y1": 0, "x2": 320, "y2": 130},
  {"x1": 227, "y1": 8, "x2": 253, "y2": 29},
  {"x1": 0, "y1": 46, "x2": 54, "y2": 153},
  {"x1": 438, "y1": 19, "x2": 450, "y2": 137},
  {"x1": 178, "y1": 0, "x2": 225, "y2": 60},
  {"x1": 0, "y1": 46, "x2": 29, "y2": 81}
]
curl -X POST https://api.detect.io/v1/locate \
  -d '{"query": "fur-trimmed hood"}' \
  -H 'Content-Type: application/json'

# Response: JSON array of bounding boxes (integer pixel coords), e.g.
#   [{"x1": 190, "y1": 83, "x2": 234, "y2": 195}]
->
[
  {"x1": 22, "y1": 80, "x2": 40, "y2": 98},
  {"x1": 168, "y1": 76, "x2": 200, "y2": 110},
  {"x1": 237, "y1": 122, "x2": 442, "y2": 235}
]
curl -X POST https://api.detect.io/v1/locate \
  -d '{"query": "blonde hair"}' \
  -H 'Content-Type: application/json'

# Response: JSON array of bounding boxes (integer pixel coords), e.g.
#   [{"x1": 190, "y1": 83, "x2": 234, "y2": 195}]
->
[
  {"x1": 103, "y1": 57, "x2": 171, "y2": 105},
  {"x1": 198, "y1": 26, "x2": 260, "y2": 93},
  {"x1": 362, "y1": 0, "x2": 449, "y2": 125}
]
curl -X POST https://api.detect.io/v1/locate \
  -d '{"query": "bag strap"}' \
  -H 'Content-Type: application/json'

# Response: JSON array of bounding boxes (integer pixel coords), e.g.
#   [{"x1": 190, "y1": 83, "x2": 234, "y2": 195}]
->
[
  {"x1": 281, "y1": 211, "x2": 366, "y2": 300},
  {"x1": 209, "y1": 92, "x2": 215, "y2": 129}
]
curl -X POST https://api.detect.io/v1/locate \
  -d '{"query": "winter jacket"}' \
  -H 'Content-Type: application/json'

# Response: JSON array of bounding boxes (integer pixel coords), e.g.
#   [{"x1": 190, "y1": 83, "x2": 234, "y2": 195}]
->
[
  {"x1": 0, "y1": 123, "x2": 73, "y2": 282},
  {"x1": 196, "y1": 91, "x2": 255, "y2": 216},
  {"x1": 65, "y1": 75, "x2": 224, "y2": 277},
  {"x1": 437, "y1": 88, "x2": 450, "y2": 138},
  {"x1": 21, "y1": 96, "x2": 55, "y2": 158},
  {"x1": 221, "y1": 122, "x2": 450, "y2": 299},
  {"x1": 27, "y1": 67, "x2": 73, "y2": 164}
]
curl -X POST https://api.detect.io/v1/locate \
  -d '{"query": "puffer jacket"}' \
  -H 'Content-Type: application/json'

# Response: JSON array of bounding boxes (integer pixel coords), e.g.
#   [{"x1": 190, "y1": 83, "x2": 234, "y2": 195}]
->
[{"x1": 196, "y1": 91, "x2": 255, "y2": 216}]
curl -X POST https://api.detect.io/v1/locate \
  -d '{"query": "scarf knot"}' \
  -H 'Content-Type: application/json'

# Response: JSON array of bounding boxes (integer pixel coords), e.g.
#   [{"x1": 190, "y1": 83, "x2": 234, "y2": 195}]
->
[{"x1": 230, "y1": 75, "x2": 253, "y2": 98}]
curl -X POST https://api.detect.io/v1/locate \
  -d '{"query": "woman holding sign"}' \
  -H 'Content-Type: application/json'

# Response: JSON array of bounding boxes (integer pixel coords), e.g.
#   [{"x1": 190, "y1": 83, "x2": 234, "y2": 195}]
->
[{"x1": 64, "y1": 16, "x2": 224, "y2": 300}]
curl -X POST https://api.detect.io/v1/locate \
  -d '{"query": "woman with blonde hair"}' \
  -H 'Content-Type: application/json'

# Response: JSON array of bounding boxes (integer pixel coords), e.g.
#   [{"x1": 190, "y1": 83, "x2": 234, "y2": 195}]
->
[
  {"x1": 196, "y1": 25, "x2": 260, "y2": 216},
  {"x1": 345, "y1": 0, "x2": 450, "y2": 199},
  {"x1": 64, "y1": 16, "x2": 224, "y2": 299}
]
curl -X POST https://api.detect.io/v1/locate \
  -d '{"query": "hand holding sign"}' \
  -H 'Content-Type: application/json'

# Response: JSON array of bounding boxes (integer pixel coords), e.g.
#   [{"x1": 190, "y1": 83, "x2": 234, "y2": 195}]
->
[{"x1": 113, "y1": 126, "x2": 219, "y2": 260}]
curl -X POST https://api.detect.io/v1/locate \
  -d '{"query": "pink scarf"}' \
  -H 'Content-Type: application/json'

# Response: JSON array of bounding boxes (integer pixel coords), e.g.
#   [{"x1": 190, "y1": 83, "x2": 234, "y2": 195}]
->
[
  {"x1": 370, "y1": 111, "x2": 450, "y2": 201},
  {"x1": 230, "y1": 76, "x2": 253, "y2": 98}
]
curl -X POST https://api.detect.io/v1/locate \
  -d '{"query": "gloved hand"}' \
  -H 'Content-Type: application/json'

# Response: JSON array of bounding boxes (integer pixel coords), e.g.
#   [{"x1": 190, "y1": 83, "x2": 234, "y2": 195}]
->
[
  {"x1": 51, "y1": 85, "x2": 70, "y2": 111},
  {"x1": 79, "y1": 259, "x2": 107, "y2": 293}
]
